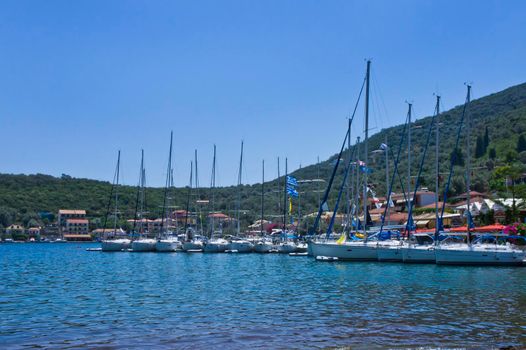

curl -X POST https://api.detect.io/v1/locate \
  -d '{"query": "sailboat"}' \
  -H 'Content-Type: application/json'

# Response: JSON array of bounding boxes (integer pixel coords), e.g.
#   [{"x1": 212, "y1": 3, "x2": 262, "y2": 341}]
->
[
  {"x1": 131, "y1": 150, "x2": 157, "y2": 252},
  {"x1": 204, "y1": 145, "x2": 229, "y2": 253},
  {"x1": 182, "y1": 150, "x2": 205, "y2": 252},
  {"x1": 276, "y1": 158, "x2": 299, "y2": 253},
  {"x1": 434, "y1": 86, "x2": 525, "y2": 266},
  {"x1": 309, "y1": 60, "x2": 379, "y2": 261},
  {"x1": 253, "y1": 159, "x2": 275, "y2": 253},
  {"x1": 228, "y1": 141, "x2": 254, "y2": 253},
  {"x1": 156, "y1": 132, "x2": 183, "y2": 252},
  {"x1": 101, "y1": 151, "x2": 131, "y2": 252},
  {"x1": 375, "y1": 107, "x2": 411, "y2": 262},
  {"x1": 400, "y1": 96, "x2": 441, "y2": 263}
]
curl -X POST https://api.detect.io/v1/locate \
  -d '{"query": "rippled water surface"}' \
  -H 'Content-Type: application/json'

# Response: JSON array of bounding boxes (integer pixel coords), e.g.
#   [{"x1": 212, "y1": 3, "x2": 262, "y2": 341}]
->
[{"x1": 1, "y1": 243, "x2": 525, "y2": 349}]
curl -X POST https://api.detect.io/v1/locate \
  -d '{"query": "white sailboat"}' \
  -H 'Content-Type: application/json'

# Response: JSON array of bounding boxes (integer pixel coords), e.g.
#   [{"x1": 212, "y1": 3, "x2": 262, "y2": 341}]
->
[
  {"x1": 101, "y1": 151, "x2": 131, "y2": 252},
  {"x1": 434, "y1": 86, "x2": 525, "y2": 265},
  {"x1": 203, "y1": 146, "x2": 229, "y2": 253},
  {"x1": 227, "y1": 141, "x2": 254, "y2": 253},
  {"x1": 156, "y1": 132, "x2": 182, "y2": 252},
  {"x1": 131, "y1": 150, "x2": 156, "y2": 252},
  {"x1": 309, "y1": 61, "x2": 378, "y2": 261}
]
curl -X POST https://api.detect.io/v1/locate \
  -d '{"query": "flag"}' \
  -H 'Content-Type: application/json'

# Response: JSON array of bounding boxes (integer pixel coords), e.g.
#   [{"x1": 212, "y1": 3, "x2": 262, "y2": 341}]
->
[
  {"x1": 289, "y1": 197, "x2": 293, "y2": 215},
  {"x1": 321, "y1": 201, "x2": 329, "y2": 211},
  {"x1": 380, "y1": 143, "x2": 388, "y2": 151},
  {"x1": 286, "y1": 175, "x2": 298, "y2": 187},
  {"x1": 287, "y1": 187, "x2": 299, "y2": 198}
]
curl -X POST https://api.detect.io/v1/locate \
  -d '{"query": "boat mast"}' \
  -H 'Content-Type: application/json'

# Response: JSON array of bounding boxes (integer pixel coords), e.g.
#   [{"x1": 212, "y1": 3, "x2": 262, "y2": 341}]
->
[
  {"x1": 210, "y1": 145, "x2": 216, "y2": 236},
  {"x1": 465, "y1": 84, "x2": 472, "y2": 244},
  {"x1": 277, "y1": 157, "x2": 281, "y2": 213},
  {"x1": 160, "y1": 132, "x2": 173, "y2": 238},
  {"x1": 354, "y1": 136, "x2": 360, "y2": 232},
  {"x1": 283, "y1": 158, "x2": 288, "y2": 231},
  {"x1": 346, "y1": 118, "x2": 352, "y2": 231},
  {"x1": 407, "y1": 102, "x2": 412, "y2": 210},
  {"x1": 385, "y1": 134, "x2": 389, "y2": 224},
  {"x1": 435, "y1": 95, "x2": 441, "y2": 242},
  {"x1": 261, "y1": 159, "x2": 265, "y2": 235},
  {"x1": 363, "y1": 60, "x2": 370, "y2": 240},
  {"x1": 184, "y1": 161, "x2": 193, "y2": 236},
  {"x1": 113, "y1": 150, "x2": 121, "y2": 235},
  {"x1": 236, "y1": 141, "x2": 244, "y2": 236}
]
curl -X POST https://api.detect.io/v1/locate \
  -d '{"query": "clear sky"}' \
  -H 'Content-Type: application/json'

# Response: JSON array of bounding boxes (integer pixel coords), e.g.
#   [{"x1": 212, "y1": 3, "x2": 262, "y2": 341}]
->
[{"x1": 1, "y1": 0, "x2": 525, "y2": 187}]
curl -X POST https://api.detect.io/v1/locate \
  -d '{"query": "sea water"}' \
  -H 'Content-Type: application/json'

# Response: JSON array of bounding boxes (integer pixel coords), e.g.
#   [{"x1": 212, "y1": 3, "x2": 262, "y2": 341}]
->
[{"x1": 1, "y1": 243, "x2": 525, "y2": 349}]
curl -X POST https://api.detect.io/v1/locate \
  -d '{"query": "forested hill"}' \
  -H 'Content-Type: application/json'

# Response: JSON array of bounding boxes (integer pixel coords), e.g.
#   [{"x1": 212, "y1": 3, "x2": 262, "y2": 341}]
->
[{"x1": 0, "y1": 82, "x2": 525, "y2": 229}]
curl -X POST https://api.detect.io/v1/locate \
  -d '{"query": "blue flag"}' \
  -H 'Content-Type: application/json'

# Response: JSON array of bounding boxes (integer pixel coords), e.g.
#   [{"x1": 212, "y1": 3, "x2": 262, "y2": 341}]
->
[
  {"x1": 286, "y1": 175, "x2": 298, "y2": 187},
  {"x1": 287, "y1": 187, "x2": 299, "y2": 198}
]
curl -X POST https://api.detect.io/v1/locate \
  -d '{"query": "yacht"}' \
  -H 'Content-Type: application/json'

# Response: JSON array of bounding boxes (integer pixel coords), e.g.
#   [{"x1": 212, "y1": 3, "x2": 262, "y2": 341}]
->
[
  {"x1": 131, "y1": 238, "x2": 157, "y2": 252},
  {"x1": 156, "y1": 235, "x2": 182, "y2": 252},
  {"x1": 228, "y1": 238, "x2": 254, "y2": 253},
  {"x1": 309, "y1": 235, "x2": 378, "y2": 261},
  {"x1": 101, "y1": 238, "x2": 131, "y2": 252},
  {"x1": 254, "y1": 237, "x2": 275, "y2": 253},
  {"x1": 203, "y1": 237, "x2": 229, "y2": 253},
  {"x1": 183, "y1": 235, "x2": 205, "y2": 252}
]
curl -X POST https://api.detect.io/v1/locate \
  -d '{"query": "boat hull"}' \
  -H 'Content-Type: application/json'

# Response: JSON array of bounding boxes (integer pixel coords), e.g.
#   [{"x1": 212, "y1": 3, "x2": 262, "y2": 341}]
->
[
  {"x1": 254, "y1": 243, "x2": 274, "y2": 253},
  {"x1": 228, "y1": 241, "x2": 254, "y2": 253},
  {"x1": 155, "y1": 240, "x2": 181, "y2": 252},
  {"x1": 277, "y1": 243, "x2": 297, "y2": 254},
  {"x1": 203, "y1": 241, "x2": 228, "y2": 253},
  {"x1": 377, "y1": 245, "x2": 403, "y2": 262},
  {"x1": 435, "y1": 244, "x2": 525, "y2": 266},
  {"x1": 101, "y1": 239, "x2": 131, "y2": 252},
  {"x1": 182, "y1": 241, "x2": 204, "y2": 252},
  {"x1": 131, "y1": 239, "x2": 157, "y2": 252},
  {"x1": 401, "y1": 245, "x2": 435, "y2": 263},
  {"x1": 309, "y1": 241, "x2": 377, "y2": 261}
]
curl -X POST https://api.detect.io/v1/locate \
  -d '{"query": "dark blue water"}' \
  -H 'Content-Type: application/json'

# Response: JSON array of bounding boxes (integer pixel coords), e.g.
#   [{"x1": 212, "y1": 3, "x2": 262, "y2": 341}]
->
[{"x1": 1, "y1": 243, "x2": 525, "y2": 349}]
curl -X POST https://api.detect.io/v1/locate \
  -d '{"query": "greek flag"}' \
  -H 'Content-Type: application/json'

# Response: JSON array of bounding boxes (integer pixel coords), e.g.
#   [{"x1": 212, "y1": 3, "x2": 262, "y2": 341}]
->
[
  {"x1": 286, "y1": 175, "x2": 298, "y2": 188},
  {"x1": 287, "y1": 187, "x2": 299, "y2": 198}
]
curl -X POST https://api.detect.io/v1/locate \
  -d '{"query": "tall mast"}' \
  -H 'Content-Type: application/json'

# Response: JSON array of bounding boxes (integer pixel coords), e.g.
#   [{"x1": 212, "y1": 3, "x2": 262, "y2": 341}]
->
[
  {"x1": 139, "y1": 150, "x2": 145, "y2": 234},
  {"x1": 113, "y1": 150, "x2": 121, "y2": 234},
  {"x1": 346, "y1": 118, "x2": 352, "y2": 230},
  {"x1": 385, "y1": 134, "x2": 389, "y2": 224},
  {"x1": 283, "y1": 158, "x2": 288, "y2": 231},
  {"x1": 407, "y1": 102, "x2": 412, "y2": 209},
  {"x1": 236, "y1": 141, "x2": 243, "y2": 235},
  {"x1": 183, "y1": 161, "x2": 193, "y2": 235},
  {"x1": 210, "y1": 145, "x2": 216, "y2": 235},
  {"x1": 160, "y1": 132, "x2": 173, "y2": 237},
  {"x1": 354, "y1": 136, "x2": 360, "y2": 232},
  {"x1": 465, "y1": 84, "x2": 472, "y2": 244},
  {"x1": 363, "y1": 60, "x2": 370, "y2": 239},
  {"x1": 277, "y1": 157, "x2": 281, "y2": 213},
  {"x1": 261, "y1": 159, "x2": 265, "y2": 235},
  {"x1": 316, "y1": 156, "x2": 321, "y2": 209},
  {"x1": 435, "y1": 95, "x2": 441, "y2": 241}
]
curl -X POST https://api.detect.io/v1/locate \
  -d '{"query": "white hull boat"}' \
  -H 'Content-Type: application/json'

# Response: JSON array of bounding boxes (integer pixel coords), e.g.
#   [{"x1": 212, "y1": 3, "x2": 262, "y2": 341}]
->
[
  {"x1": 156, "y1": 238, "x2": 181, "y2": 252},
  {"x1": 277, "y1": 242, "x2": 297, "y2": 254},
  {"x1": 183, "y1": 240, "x2": 204, "y2": 252},
  {"x1": 435, "y1": 243, "x2": 525, "y2": 266},
  {"x1": 101, "y1": 239, "x2": 131, "y2": 252},
  {"x1": 253, "y1": 241, "x2": 274, "y2": 253},
  {"x1": 131, "y1": 238, "x2": 157, "y2": 252},
  {"x1": 377, "y1": 241, "x2": 404, "y2": 262},
  {"x1": 295, "y1": 242, "x2": 308, "y2": 253},
  {"x1": 309, "y1": 240, "x2": 378, "y2": 261},
  {"x1": 228, "y1": 240, "x2": 254, "y2": 253},
  {"x1": 401, "y1": 245, "x2": 435, "y2": 263},
  {"x1": 203, "y1": 239, "x2": 229, "y2": 253}
]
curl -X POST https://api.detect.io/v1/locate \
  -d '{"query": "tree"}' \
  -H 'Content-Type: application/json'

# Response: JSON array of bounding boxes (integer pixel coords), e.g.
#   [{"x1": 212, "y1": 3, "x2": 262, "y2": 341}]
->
[
  {"x1": 475, "y1": 135, "x2": 485, "y2": 158},
  {"x1": 491, "y1": 164, "x2": 526, "y2": 222},
  {"x1": 488, "y1": 147, "x2": 497, "y2": 160},
  {"x1": 484, "y1": 126, "x2": 490, "y2": 149},
  {"x1": 517, "y1": 134, "x2": 526, "y2": 153},
  {"x1": 450, "y1": 147, "x2": 465, "y2": 166}
]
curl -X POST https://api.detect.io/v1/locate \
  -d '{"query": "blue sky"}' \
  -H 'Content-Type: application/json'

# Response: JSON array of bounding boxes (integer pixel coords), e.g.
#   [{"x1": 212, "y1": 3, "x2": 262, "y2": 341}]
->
[{"x1": 1, "y1": 0, "x2": 525, "y2": 187}]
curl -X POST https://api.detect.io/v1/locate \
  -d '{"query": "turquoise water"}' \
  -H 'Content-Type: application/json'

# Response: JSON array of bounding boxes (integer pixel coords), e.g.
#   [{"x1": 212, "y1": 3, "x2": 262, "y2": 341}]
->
[{"x1": 1, "y1": 243, "x2": 525, "y2": 349}]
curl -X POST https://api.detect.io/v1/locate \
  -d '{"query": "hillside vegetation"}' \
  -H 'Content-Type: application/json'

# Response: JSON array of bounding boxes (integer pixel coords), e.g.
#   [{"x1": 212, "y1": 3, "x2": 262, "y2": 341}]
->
[{"x1": 1, "y1": 82, "x2": 525, "y2": 231}]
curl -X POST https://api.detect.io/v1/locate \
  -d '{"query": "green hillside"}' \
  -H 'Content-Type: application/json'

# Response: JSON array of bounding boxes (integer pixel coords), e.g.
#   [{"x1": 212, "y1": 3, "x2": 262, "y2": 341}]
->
[{"x1": 1, "y1": 82, "x2": 525, "y2": 232}]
